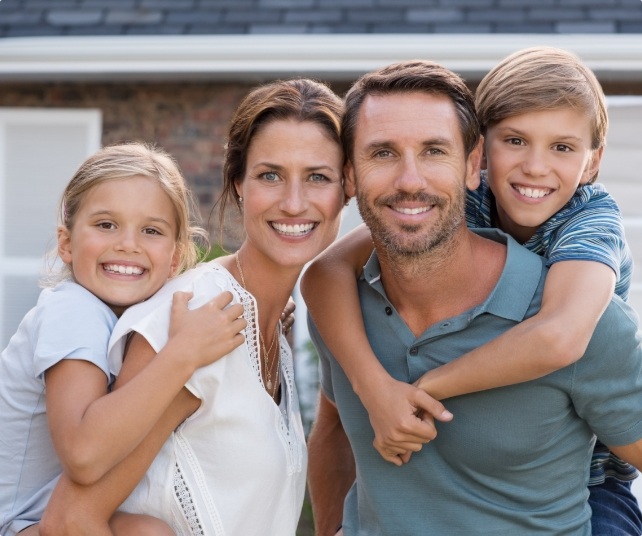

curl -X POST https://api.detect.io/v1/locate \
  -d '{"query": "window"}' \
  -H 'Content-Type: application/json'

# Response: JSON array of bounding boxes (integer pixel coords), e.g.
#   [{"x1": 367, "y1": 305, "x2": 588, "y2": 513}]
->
[{"x1": 0, "y1": 108, "x2": 101, "y2": 347}]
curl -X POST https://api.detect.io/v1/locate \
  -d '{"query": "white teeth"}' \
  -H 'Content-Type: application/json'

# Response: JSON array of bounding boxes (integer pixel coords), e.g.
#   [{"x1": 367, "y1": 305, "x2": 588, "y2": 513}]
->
[
  {"x1": 515, "y1": 186, "x2": 551, "y2": 199},
  {"x1": 271, "y1": 222, "x2": 315, "y2": 236},
  {"x1": 103, "y1": 264, "x2": 144, "y2": 275},
  {"x1": 396, "y1": 206, "x2": 429, "y2": 215}
]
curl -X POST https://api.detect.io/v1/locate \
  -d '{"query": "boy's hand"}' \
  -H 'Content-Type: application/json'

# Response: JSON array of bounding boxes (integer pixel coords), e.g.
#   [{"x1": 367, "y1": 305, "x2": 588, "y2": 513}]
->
[
  {"x1": 168, "y1": 291, "x2": 246, "y2": 370},
  {"x1": 359, "y1": 374, "x2": 452, "y2": 466}
]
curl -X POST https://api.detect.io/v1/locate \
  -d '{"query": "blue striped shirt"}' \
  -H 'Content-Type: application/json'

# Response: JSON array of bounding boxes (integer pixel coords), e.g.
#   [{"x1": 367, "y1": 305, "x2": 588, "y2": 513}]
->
[{"x1": 466, "y1": 173, "x2": 635, "y2": 485}]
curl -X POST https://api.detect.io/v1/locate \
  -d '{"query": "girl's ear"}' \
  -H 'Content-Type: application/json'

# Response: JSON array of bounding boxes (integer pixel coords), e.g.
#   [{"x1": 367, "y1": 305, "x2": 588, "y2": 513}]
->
[
  {"x1": 57, "y1": 226, "x2": 73, "y2": 265},
  {"x1": 169, "y1": 245, "x2": 182, "y2": 277},
  {"x1": 581, "y1": 146, "x2": 604, "y2": 185}
]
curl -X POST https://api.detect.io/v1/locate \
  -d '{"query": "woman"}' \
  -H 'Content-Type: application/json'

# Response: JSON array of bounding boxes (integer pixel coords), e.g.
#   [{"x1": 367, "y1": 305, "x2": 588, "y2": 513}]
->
[{"x1": 40, "y1": 78, "x2": 346, "y2": 536}]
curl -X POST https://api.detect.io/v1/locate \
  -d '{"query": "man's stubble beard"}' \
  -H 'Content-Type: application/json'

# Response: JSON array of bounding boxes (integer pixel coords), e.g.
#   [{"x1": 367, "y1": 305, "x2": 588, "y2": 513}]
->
[{"x1": 356, "y1": 183, "x2": 467, "y2": 264}]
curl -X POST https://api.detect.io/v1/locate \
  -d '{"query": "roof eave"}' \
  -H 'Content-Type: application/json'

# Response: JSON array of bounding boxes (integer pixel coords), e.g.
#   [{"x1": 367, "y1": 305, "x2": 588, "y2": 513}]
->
[{"x1": 1, "y1": 33, "x2": 641, "y2": 83}]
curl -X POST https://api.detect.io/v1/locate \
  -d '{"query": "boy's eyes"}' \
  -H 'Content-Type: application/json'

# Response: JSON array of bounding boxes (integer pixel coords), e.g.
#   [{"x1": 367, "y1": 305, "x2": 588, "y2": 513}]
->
[
  {"x1": 96, "y1": 221, "x2": 116, "y2": 230},
  {"x1": 506, "y1": 137, "x2": 525, "y2": 146}
]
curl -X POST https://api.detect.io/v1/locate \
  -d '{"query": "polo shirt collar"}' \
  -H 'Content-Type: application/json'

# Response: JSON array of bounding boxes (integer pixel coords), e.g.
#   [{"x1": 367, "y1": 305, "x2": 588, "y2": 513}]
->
[{"x1": 361, "y1": 228, "x2": 544, "y2": 324}]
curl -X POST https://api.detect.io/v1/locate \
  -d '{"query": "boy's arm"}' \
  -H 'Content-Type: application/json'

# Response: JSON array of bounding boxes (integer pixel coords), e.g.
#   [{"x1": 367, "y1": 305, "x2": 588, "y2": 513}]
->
[
  {"x1": 46, "y1": 291, "x2": 245, "y2": 485},
  {"x1": 302, "y1": 225, "x2": 452, "y2": 466},
  {"x1": 416, "y1": 260, "x2": 615, "y2": 399}
]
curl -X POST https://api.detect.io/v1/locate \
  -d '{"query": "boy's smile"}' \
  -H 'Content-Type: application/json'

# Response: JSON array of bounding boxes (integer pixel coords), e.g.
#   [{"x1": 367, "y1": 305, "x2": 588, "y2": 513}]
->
[{"x1": 483, "y1": 108, "x2": 602, "y2": 243}]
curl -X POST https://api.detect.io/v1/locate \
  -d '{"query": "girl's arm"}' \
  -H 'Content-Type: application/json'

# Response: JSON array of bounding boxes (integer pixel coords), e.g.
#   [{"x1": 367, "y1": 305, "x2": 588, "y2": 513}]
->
[
  {"x1": 46, "y1": 291, "x2": 246, "y2": 485},
  {"x1": 301, "y1": 225, "x2": 452, "y2": 466},
  {"x1": 416, "y1": 259, "x2": 615, "y2": 399},
  {"x1": 41, "y1": 333, "x2": 199, "y2": 536}
]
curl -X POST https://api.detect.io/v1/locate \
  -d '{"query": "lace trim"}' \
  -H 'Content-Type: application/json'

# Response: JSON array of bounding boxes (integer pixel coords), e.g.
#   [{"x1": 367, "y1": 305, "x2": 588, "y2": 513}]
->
[
  {"x1": 223, "y1": 267, "x2": 263, "y2": 387},
  {"x1": 217, "y1": 265, "x2": 302, "y2": 470},
  {"x1": 173, "y1": 462, "x2": 205, "y2": 536}
]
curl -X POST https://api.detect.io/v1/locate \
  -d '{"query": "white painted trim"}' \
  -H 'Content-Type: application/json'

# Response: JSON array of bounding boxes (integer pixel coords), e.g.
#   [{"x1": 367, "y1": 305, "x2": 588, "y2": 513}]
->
[{"x1": 0, "y1": 34, "x2": 641, "y2": 82}]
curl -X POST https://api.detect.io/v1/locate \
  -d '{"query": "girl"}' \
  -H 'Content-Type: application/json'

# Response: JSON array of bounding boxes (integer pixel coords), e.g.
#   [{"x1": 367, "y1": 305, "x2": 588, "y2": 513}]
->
[
  {"x1": 42, "y1": 78, "x2": 346, "y2": 536},
  {"x1": 0, "y1": 143, "x2": 246, "y2": 536}
]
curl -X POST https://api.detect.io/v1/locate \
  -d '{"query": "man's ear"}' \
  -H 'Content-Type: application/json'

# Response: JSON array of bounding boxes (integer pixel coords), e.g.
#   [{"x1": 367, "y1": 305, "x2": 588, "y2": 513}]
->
[
  {"x1": 57, "y1": 226, "x2": 73, "y2": 265},
  {"x1": 344, "y1": 161, "x2": 357, "y2": 198},
  {"x1": 581, "y1": 146, "x2": 604, "y2": 185},
  {"x1": 465, "y1": 137, "x2": 483, "y2": 191}
]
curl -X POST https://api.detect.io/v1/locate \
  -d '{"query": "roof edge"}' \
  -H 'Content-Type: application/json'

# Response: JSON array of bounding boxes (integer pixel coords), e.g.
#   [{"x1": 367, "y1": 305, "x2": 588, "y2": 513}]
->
[{"x1": 1, "y1": 34, "x2": 642, "y2": 83}]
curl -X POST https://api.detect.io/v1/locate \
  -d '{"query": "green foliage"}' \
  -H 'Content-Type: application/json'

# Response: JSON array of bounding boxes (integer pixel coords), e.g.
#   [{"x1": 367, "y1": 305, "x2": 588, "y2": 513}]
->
[{"x1": 198, "y1": 243, "x2": 229, "y2": 263}]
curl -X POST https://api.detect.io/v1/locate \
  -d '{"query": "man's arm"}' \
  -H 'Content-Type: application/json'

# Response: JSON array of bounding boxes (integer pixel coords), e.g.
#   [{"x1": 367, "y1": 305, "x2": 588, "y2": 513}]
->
[
  {"x1": 609, "y1": 442, "x2": 642, "y2": 471},
  {"x1": 307, "y1": 392, "x2": 356, "y2": 536}
]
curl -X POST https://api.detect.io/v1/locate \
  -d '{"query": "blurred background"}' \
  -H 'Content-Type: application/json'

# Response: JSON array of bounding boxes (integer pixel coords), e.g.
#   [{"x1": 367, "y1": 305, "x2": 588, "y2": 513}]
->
[{"x1": 1, "y1": 1, "x2": 642, "y2": 531}]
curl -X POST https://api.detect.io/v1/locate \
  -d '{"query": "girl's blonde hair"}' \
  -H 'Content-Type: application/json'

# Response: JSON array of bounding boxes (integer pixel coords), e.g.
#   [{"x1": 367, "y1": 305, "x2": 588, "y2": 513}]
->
[
  {"x1": 476, "y1": 46, "x2": 608, "y2": 182},
  {"x1": 48, "y1": 142, "x2": 207, "y2": 284}
]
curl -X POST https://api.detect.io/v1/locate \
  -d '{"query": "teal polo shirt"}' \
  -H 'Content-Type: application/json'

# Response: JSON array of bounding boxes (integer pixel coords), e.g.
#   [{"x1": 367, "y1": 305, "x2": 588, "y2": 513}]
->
[{"x1": 311, "y1": 228, "x2": 642, "y2": 535}]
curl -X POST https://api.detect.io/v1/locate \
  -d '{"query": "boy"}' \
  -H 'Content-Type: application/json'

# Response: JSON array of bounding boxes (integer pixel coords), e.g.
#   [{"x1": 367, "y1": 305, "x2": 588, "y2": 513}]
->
[{"x1": 302, "y1": 47, "x2": 640, "y2": 534}]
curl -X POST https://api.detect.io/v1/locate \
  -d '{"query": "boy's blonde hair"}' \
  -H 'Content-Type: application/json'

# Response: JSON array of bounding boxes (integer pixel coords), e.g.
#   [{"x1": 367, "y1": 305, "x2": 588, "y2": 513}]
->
[
  {"x1": 50, "y1": 142, "x2": 207, "y2": 284},
  {"x1": 476, "y1": 46, "x2": 608, "y2": 182}
]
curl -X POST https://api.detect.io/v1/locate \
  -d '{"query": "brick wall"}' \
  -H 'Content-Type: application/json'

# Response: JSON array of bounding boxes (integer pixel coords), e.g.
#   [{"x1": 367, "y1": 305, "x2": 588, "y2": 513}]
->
[{"x1": 0, "y1": 77, "x2": 638, "y2": 246}]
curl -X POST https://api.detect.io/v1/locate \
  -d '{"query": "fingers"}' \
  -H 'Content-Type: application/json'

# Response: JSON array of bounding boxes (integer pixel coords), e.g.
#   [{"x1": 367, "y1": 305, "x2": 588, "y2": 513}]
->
[
  {"x1": 414, "y1": 391, "x2": 453, "y2": 422},
  {"x1": 281, "y1": 298, "x2": 296, "y2": 335}
]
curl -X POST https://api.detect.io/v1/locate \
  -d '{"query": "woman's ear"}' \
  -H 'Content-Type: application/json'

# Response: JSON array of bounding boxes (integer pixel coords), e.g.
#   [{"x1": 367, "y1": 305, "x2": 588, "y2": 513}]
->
[{"x1": 57, "y1": 226, "x2": 73, "y2": 265}]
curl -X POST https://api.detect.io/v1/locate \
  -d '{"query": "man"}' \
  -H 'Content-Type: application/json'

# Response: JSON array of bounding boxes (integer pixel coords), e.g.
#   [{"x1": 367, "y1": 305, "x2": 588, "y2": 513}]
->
[{"x1": 306, "y1": 60, "x2": 642, "y2": 535}]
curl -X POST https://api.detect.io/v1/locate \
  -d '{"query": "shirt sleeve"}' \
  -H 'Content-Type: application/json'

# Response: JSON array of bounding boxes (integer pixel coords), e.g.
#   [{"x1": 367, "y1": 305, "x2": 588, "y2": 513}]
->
[
  {"x1": 571, "y1": 297, "x2": 642, "y2": 447},
  {"x1": 545, "y1": 189, "x2": 632, "y2": 300},
  {"x1": 307, "y1": 313, "x2": 336, "y2": 403},
  {"x1": 33, "y1": 283, "x2": 116, "y2": 380}
]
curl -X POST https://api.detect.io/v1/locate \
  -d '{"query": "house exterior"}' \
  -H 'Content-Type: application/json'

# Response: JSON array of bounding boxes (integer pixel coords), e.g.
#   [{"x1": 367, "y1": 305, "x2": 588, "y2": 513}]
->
[{"x1": 0, "y1": 0, "x2": 641, "y2": 349}]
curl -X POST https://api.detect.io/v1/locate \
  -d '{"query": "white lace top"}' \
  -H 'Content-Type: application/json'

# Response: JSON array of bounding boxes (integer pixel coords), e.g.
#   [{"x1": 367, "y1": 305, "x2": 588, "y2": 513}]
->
[{"x1": 108, "y1": 262, "x2": 307, "y2": 536}]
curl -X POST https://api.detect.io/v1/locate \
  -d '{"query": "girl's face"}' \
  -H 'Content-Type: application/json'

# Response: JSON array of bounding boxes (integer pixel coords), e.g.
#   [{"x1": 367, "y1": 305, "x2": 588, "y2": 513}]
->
[
  {"x1": 236, "y1": 118, "x2": 345, "y2": 270},
  {"x1": 58, "y1": 176, "x2": 180, "y2": 316}
]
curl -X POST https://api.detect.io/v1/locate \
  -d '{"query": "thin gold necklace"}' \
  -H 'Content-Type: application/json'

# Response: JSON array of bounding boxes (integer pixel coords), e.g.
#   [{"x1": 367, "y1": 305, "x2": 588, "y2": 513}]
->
[{"x1": 235, "y1": 253, "x2": 280, "y2": 398}]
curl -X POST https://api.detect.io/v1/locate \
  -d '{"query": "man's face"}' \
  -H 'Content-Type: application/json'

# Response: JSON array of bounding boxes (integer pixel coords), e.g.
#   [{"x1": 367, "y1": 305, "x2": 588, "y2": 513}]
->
[{"x1": 345, "y1": 91, "x2": 481, "y2": 259}]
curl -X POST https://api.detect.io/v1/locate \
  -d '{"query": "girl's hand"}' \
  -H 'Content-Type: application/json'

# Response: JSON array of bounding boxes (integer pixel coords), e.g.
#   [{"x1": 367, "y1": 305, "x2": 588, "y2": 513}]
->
[{"x1": 168, "y1": 291, "x2": 246, "y2": 370}]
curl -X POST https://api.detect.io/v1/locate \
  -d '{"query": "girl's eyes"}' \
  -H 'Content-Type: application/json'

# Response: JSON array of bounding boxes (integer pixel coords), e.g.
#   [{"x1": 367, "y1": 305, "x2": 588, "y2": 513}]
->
[
  {"x1": 142, "y1": 228, "x2": 162, "y2": 236},
  {"x1": 96, "y1": 222, "x2": 115, "y2": 230},
  {"x1": 553, "y1": 144, "x2": 572, "y2": 152}
]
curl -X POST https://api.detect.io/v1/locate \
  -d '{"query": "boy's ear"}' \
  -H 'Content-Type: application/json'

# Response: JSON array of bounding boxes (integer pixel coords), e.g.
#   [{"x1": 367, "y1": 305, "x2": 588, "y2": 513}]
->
[
  {"x1": 344, "y1": 161, "x2": 357, "y2": 198},
  {"x1": 480, "y1": 144, "x2": 488, "y2": 171},
  {"x1": 465, "y1": 137, "x2": 483, "y2": 191},
  {"x1": 581, "y1": 147, "x2": 604, "y2": 184},
  {"x1": 57, "y1": 226, "x2": 73, "y2": 265}
]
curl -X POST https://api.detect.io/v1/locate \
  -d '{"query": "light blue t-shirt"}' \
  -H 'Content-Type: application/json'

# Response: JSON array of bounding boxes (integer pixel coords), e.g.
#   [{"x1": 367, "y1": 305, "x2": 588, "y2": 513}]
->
[
  {"x1": 312, "y1": 229, "x2": 642, "y2": 535},
  {"x1": 0, "y1": 281, "x2": 115, "y2": 536}
]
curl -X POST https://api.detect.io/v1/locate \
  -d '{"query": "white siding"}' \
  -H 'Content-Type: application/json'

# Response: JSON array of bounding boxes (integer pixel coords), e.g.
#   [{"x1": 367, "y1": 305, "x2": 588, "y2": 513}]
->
[{"x1": 0, "y1": 108, "x2": 101, "y2": 347}]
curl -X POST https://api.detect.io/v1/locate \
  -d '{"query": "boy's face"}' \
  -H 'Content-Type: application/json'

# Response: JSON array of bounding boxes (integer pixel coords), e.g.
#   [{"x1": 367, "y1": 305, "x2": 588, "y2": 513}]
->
[{"x1": 483, "y1": 108, "x2": 602, "y2": 243}]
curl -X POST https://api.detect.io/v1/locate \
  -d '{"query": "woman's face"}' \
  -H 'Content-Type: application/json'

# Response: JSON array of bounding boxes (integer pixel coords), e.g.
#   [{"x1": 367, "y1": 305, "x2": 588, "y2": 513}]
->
[{"x1": 236, "y1": 118, "x2": 345, "y2": 270}]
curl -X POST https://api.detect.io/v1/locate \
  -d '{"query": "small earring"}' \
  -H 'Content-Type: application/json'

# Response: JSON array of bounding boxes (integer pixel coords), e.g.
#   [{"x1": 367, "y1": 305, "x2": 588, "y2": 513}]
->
[{"x1": 238, "y1": 197, "x2": 243, "y2": 203}]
